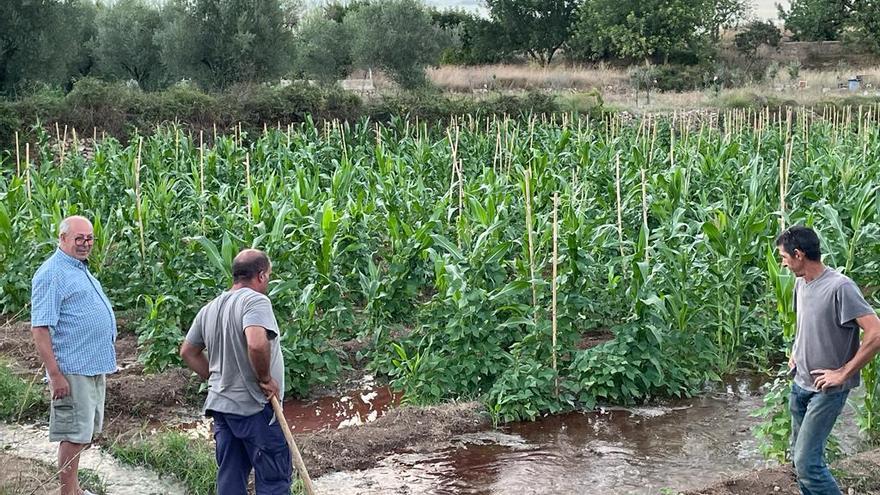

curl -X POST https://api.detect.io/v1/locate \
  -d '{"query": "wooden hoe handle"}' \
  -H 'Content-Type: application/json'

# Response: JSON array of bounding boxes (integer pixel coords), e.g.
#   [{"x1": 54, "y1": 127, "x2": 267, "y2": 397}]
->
[{"x1": 270, "y1": 395, "x2": 316, "y2": 495}]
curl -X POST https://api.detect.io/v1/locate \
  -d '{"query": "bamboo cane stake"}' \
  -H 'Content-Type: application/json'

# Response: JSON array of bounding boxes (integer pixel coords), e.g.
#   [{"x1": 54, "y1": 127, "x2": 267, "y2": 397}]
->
[
  {"x1": 135, "y1": 138, "x2": 146, "y2": 261},
  {"x1": 551, "y1": 192, "x2": 559, "y2": 397},
  {"x1": 199, "y1": 131, "x2": 205, "y2": 194},
  {"x1": 454, "y1": 126, "x2": 464, "y2": 247},
  {"x1": 779, "y1": 156, "x2": 786, "y2": 231},
  {"x1": 615, "y1": 153, "x2": 624, "y2": 260},
  {"x1": 24, "y1": 143, "x2": 31, "y2": 201},
  {"x1": 61, "y1": 126, "x2": 68, "y2": 166},
  {"x1": 446, "y1": 127, "x2": 458, "y2": 198},
  {"x1": 524, "y1": 168, "x2": 537, "y2": 308},
  {"x1": 641, "y1": 167, "x2": 648, "y2": 259},
  {"x1": 54, "y1": 122, "x2": 61, "y2": 163},
  {"x1": 15, "y1": 131, "x2": 21, "y2": 176},
  {"x1": 493, "y1": 125, "x2": 501, "y2": 173},
  {"x1": 245, "y1": 152, "x2": 252, "y2": 217}
]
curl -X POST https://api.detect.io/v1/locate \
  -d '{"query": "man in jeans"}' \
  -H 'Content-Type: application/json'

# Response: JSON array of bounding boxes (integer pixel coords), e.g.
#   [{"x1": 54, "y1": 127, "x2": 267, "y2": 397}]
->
[
  {"x1": 31, "y1": 215, "x2": 117, "y2": 495},
  {"x1": 777, "y1": 225, "x2": 880, "y2": 494},
  {"x1": 180, "y1": 249, "x2": 291, "y2": 495}
]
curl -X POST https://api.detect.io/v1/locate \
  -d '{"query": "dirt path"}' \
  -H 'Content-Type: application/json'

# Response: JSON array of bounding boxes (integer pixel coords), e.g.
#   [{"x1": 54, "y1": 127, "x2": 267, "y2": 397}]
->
[
  {"x1": 683, "y1": 448, "x2": 880, "y2": 494},
  {"x1": 0, "y1": 422, "x2": 185, "y2": 495}
]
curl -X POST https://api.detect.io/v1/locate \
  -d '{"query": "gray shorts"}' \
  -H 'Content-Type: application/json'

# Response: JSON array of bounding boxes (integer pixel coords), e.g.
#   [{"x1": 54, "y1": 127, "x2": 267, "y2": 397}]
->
[{"x1": 49, "y1": 374, "x2": 106, "y2": 444}]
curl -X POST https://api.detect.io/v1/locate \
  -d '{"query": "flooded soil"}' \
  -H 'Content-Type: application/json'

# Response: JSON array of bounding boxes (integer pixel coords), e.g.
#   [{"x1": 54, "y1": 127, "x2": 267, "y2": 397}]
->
[
  {"x1": 313, "y1": 377, "x2": 865, "y2": 495},
  {"x1": 281, "y1": 374, "x2": 402, "y2": 432},
  {"x1": 4, "y1": 318, "x2": 877, "y2": 493}
]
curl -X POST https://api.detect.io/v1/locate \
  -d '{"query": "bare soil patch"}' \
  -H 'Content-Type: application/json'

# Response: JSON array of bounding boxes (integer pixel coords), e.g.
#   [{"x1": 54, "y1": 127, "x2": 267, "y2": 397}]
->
[
  {"x1": 684, "y1": 448, "x2": 880, "y2": 495},
  {"x1": 0, "y1": 321, "x2": 43, "y2": 371},
  {"x1": 0, "y1": 320, "x2": 140, "y2": 373},
  {"x1": 299, "y1": 401, "x2": 489, "y2": 477},
  {"x1": 0, "y1": 452, "x2": 57, "y2": 495},
  {"x1": 577, "y1": 327, "x2": 615, "y2": 350}
]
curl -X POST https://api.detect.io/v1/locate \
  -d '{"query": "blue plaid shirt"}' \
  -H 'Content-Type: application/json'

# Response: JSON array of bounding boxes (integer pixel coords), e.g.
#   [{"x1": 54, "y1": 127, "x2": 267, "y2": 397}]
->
[{"x1": 31, "y1": 249, "x2": 117, "y2": 376}]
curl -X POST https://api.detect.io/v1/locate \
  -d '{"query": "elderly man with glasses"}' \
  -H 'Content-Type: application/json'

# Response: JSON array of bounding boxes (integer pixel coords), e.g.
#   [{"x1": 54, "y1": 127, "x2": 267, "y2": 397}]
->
[{"x1": 31, "y1": 215, "x2": 116, "y2": 495}]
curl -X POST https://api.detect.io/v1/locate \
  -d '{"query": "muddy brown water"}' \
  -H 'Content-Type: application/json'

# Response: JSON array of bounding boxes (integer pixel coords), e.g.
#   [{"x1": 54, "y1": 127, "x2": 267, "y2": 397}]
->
[
  {"x1": 275, "y1": 372, "x2": 403, "y2": 433},
  {"x1": 282, "y1": 382, "x2": 402, "y2": 432},
  {"x1": 312, "y1": 376, "x2": 865, "y2": 495}
]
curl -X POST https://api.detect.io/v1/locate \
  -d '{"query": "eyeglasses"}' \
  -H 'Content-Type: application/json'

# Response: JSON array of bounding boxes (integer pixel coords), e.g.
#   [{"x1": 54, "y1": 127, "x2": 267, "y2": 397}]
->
[{"x1": 73, "y1": 235, "x2": 95, "y2": 246}]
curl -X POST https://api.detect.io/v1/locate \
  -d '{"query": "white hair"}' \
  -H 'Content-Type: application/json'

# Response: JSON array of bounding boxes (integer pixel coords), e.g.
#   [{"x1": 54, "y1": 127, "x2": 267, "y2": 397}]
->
[{"x1": 58, "y1": 216, "x2": 92, "y2": 237}]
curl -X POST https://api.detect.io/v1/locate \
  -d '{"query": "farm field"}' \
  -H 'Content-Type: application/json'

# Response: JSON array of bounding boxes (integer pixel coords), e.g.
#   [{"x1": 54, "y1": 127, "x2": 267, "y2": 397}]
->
[{"x1": 1, "y1": 107, "x2": 880, "y2": 493}]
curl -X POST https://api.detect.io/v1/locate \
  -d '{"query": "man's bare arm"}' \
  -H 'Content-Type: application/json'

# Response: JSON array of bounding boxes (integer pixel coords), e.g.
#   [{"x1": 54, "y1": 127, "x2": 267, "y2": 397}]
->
[
  {"x1": 841, "y1": 313, "x2": 880, "y2": 378},
  {"x1": 244, "y1": 325, "x2": 279, "y2": 399},
  {"x1": 180, "y1": 341, "x2": 209, "y2": 380},
  {"x1": 813, "y1": 313, "x2": 880, "y2": 390},
  {"x1": 31, "y1": 326, "x2": 69, "y2": 399}
]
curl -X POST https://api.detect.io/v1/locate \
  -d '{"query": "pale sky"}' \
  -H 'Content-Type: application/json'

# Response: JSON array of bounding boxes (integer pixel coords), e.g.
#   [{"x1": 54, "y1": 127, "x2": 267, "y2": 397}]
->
[{"x1": 753, "y1": 0, "x2": 788, "y2": 21}]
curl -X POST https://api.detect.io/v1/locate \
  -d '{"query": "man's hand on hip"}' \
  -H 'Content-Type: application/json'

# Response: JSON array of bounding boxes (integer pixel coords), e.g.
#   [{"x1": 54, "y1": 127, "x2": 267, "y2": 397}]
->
[
  {"x1": 49, "y1": 373, "x2": 70, "y2": 399},
  {"x1": 811, "y1": 368, "x2": 847, "y2": 391},
  {"x1": 259, "y1": 377, "x2": 280, "y2": 400}
]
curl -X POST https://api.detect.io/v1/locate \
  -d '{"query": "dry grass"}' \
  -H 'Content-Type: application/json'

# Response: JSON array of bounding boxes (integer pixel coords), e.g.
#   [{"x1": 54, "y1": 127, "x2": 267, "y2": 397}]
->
[
  {"x1": 427, "y1": 63, "x2": 630, "y2": 93},
  {"x1": 425, "y1": 63, "x2": 880, "y2": 113}
]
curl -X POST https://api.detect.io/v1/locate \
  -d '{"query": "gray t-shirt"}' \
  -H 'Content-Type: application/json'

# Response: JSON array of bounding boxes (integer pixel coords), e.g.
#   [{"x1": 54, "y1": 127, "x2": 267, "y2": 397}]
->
[
  {"x1": 792, "y1": 267, "x2": 875, "y2": 392},
  {"x1": 185, "y1": 288, "x2": 285, "y2": 416}
]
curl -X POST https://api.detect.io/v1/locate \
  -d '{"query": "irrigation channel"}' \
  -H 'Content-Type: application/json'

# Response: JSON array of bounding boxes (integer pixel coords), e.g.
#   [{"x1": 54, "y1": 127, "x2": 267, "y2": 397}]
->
[{"x1": 260, "y1": 375, "x2": 860, "y2": 494}]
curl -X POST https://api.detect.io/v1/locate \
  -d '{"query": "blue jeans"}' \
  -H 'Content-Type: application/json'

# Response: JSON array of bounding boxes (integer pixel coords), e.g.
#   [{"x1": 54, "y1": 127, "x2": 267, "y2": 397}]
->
[
  {"x1": 212, "y1": 404, "x2": 292, "y2": 495},
  {"x1": 790, "y1": 382, "x2": 849, "y2": 495}
]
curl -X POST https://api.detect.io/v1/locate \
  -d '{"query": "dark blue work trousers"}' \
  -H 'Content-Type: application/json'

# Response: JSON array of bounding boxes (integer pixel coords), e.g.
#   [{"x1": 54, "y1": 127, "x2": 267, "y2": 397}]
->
[{"x1": 211, "y1": 404, "x2": 292, "y2": 495}]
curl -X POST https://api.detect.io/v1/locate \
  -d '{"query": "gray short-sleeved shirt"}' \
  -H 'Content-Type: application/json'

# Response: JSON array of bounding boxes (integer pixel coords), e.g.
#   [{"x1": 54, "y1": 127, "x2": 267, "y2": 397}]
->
[
  {"x1": 185, "y1": 288, "x2": 285, "y2": 416},
  {"x1": 792, "y1": 267, "x2": 875, "y2": 392}
]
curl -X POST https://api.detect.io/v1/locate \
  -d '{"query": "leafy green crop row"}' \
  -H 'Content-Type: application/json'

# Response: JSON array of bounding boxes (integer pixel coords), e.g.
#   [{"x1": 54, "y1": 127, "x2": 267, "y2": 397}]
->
[{"x1": 1, "y1": 111, "x2": 878, "y2": 450}]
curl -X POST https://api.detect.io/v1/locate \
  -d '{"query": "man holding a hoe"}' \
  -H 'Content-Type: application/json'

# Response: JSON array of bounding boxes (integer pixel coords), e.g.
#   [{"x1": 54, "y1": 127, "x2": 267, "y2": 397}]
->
[{"x1": 180, "y1": 249, "x2": 292, "y2": 494}]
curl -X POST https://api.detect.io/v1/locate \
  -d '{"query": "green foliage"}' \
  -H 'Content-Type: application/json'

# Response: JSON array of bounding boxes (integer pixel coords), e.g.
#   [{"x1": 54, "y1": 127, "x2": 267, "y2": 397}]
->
[
  {"x1": 0, "y1": 0, "x2": 97, "y2": 94},
  {"x1": 857, "y1": 354, "x2": 880, "y2": 440},
  {"x1": 95, "y1": 0, "x2": 166, "y2": 90},
  {"x1": 487, "y1": 354, "x2": 566, "y2": 424},
  {"x1": 752, "y1": 375, "x2": 792, "y2": 463},
  {"x1": 0, "y1": 362, "x2": 46, "y2": 421},
  {"x1": 277, "y1": 283, "x2": 345, "y2": 398},
  {"x1": 435, "y1": 13, "x2": 512, "y2": 65},
  {"x1": 571, "y1": 0, "x2": 717, "y2": 63},
  {"x1": 649, "y1": 64, "x2": 712, "y2": 92},
  {"x1": 734, "y1": 20, "x2": 782, "y2": 56},
  {"x1": 846, "y1": 1, "x2": 880, "y2": 54},
  {"x1": 344, "y1": 0, "x2": 445, "y2": 90},
  {"x1": 778, "y1": 0, "x2": 850, "y2": 41},
  {"x1": 78, "y1": 469, "x2": 107, "y2": 495},
  {"x1": 566, "y1": 323, "x2": 713, "y2": 409},
  {"x1": 156, "y1": 0, "x2": 295, "y2": 89},
  {"x1": 110, "y1": 431, "x2": 217, "y2": 495},
  {"x1": 136, "y1": 295, "x2": 185, "y2": 373},
  {"x1": 294, "y1": 14, "x2": 352, "y2": 84},
  {"x1": 485, "y1": 0, "x2": 577, "y2": 65}
]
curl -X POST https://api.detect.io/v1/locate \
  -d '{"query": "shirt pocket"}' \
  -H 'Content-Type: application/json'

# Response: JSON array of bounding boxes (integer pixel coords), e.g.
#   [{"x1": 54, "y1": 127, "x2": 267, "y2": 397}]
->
[{"x1": 51, "y1": 395, "x2": 78, "y2": 434}]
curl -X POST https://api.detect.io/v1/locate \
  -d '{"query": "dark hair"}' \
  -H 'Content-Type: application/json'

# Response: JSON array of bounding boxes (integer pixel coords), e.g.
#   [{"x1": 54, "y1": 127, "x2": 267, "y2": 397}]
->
[
  {"x1": 775, "y1": 225, "x2": 821, "y2": 261},
  {"x1": 232, "y1": 251, "x2": 270, "y2": 282}
]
